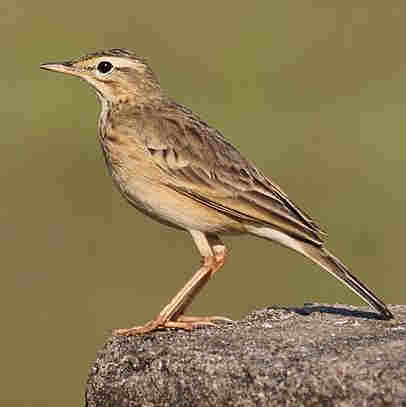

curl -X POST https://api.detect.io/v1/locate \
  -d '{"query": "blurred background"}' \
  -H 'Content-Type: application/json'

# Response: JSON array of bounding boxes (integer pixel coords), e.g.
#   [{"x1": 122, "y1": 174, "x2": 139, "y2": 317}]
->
[{"x1": 2, "y1": 1, "x2": 406, "y2": 405}]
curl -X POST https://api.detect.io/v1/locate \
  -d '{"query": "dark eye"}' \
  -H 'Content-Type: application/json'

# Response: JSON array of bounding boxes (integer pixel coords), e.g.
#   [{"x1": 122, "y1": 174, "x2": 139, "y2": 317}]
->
[{"x1": 97, "y1": 61, "x2": 113, "y2": 74}]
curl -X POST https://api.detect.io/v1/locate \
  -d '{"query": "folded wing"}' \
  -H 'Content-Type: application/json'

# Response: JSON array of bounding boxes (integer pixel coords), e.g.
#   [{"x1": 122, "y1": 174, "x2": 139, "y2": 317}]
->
[{"x1": 138, "y1": 102, "x2": 326, "y2": 245}]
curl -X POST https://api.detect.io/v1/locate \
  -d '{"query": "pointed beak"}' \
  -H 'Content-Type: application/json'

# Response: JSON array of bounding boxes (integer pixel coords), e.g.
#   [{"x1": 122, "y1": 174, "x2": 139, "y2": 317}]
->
[{"x1": 40, "y1": 61, "x2": 78, "y2": 76}]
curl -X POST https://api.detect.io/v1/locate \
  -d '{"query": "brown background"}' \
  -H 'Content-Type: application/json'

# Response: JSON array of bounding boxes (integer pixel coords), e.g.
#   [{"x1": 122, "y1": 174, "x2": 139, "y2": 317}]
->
[{"x1": 2, "y1": 2, "x2": 405, "y2": 406}]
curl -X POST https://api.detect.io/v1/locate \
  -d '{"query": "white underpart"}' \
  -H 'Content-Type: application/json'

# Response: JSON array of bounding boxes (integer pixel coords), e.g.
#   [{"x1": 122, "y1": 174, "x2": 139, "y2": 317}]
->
[
  {"x1": 97, "y1": 96, "x2": 109, "y2": 132},
  {"x1": 245, "y1": 225, "x2": 305, "y2": 255}
]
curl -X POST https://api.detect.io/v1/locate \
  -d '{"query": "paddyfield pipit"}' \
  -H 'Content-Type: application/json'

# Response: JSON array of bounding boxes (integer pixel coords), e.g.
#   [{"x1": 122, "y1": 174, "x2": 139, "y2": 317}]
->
[{"x1": 40, "y1": 49, "x2": 393, "y2": 334}]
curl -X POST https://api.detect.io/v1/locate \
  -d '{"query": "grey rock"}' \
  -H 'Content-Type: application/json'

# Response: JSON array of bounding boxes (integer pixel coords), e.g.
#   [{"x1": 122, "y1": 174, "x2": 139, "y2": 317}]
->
[{"x1": 85, "y1": 304, "x2": 406, "y2": 406}]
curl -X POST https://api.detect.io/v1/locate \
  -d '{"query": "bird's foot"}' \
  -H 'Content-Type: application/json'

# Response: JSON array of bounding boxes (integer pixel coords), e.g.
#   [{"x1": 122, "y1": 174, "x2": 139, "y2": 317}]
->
[
  {"x1": 175, "y1": 315, "x2": 233, "y2": 324},
  {"x1": 114, "y1": 315, "x2": 233, "y2": 336}
]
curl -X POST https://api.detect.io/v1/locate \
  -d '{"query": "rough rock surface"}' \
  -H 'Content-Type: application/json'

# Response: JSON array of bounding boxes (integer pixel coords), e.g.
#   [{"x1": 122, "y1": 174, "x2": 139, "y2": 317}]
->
[{"x1": 85, "y1": 304, "x2": 406, "y2": 406}]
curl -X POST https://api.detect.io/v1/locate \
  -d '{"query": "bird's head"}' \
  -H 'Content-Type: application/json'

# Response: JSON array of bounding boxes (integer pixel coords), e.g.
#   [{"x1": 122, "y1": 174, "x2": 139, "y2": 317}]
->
[{"x1": 40, "y1": 48, "x2": 162, "y2": 105}]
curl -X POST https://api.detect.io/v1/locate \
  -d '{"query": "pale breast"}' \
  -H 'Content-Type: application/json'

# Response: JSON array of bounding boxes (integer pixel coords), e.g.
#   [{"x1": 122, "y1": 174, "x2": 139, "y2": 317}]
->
[{"x1": 99, "y1": 130, "x2": 242, "y2": 234}]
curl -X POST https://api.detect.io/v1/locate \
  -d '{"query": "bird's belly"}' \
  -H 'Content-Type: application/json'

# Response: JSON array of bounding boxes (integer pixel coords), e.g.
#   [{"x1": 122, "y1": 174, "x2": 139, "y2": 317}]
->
[
  {"x1": 101, "y1": 136, "x2": 243, "y2": 234},
  {"x1": 113, "y1": 170, "x2": 243, "y2": 234}
]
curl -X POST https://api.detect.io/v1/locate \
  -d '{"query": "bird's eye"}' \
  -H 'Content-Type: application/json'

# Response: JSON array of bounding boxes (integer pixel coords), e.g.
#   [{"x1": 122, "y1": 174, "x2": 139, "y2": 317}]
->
[{"x1": 97, "y1": 61, "x2": 113, "y2": 74}]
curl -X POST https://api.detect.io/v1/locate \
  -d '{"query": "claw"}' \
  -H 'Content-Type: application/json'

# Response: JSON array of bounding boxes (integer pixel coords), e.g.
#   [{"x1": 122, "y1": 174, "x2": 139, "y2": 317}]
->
[
  {"x1": 114, "y1": 315, "x2": 233, "y2": 335},
  {"x1": 114, "y1": 319, "x2": 161, "y2": 335},
  {"x1": 176, "y1": 315, "x2": 233, "y2": 324}
]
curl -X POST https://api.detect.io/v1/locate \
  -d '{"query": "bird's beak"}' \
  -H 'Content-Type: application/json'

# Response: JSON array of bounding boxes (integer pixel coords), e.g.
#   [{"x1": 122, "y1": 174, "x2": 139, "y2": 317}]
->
[{"x1": 40, "y1": 61, "x2": 78, "y2": 76}]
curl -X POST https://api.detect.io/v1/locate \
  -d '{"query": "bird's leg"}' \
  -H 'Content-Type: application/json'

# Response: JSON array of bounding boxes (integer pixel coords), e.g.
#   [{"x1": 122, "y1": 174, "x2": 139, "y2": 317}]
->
[
  {"x1": 115, "y1": 231, "x2": 231, "y2": 335},
  {"x1": 170, "y1": 242, "x2": 228, "y2": 323}
]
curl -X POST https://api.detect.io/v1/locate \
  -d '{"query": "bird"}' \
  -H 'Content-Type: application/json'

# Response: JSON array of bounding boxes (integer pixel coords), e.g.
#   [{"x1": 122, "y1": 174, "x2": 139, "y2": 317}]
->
[{"x1": 40, "y1": 48, "x2": 393, "y2": 334}]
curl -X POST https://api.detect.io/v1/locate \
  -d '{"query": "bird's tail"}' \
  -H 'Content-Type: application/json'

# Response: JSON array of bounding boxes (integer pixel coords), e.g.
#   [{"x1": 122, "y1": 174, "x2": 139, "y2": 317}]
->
[
  {"x1": 245, "y1": 225, "x2": 393, "y2": 320},
  {"x1": 301, "y1": 243, "x2": 393, "y2": 320}
]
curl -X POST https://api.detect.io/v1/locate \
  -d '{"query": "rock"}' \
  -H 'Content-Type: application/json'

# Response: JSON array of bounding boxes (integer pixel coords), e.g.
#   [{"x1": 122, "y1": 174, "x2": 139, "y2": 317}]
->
[{"x1": 85, "y1": 304, "x2": 406, "y2": 406}]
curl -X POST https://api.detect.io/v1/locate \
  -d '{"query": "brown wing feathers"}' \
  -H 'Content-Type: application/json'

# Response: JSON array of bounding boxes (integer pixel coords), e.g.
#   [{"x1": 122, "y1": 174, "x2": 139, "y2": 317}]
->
[{"x1": 142, "y1": 103, "x2": 325, "y2": 244}]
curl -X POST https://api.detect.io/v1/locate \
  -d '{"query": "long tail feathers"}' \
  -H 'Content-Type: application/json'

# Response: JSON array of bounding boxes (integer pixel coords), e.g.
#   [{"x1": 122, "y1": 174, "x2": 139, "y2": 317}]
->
[
  {"x1": 301, "y1": 243, "x2": 393, "y2": 320},
  {"x1": 245, "y1": 225, "x2": 393, "y2": 320}
]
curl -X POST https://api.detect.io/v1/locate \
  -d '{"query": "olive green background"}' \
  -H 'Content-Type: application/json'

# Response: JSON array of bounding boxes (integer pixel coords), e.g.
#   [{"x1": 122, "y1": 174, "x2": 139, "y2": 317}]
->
[{"x1": 2, "y1": 2, "x2": 405, "y2": 405}]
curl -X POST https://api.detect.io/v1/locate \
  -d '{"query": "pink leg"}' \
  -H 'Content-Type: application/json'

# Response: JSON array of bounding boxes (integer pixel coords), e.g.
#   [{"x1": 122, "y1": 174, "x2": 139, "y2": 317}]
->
[{"x1": 115, "y1": 231, "x2": 231, "y2": 335}]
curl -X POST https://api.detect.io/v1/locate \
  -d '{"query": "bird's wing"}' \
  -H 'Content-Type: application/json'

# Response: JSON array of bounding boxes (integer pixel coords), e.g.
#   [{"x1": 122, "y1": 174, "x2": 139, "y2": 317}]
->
[{"x1": 138, "y1": 103, "x2": 326, "y2": 244}]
